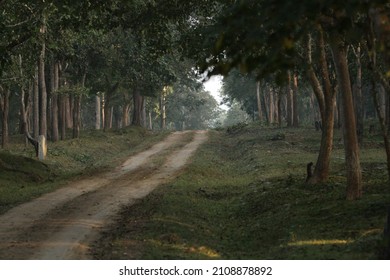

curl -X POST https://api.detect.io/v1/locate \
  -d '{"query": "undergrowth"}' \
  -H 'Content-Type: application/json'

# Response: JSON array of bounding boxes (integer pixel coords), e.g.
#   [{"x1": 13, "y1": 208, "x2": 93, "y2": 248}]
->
[{"x1": 93, "y1": 124, "x2": 390, "y2": 260}]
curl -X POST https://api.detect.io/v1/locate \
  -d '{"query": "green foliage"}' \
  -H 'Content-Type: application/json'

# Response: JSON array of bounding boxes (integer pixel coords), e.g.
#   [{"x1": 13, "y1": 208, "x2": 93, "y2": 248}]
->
[
  {"x1": 222, "y1": 69, "x2": 258, "y2": 115},
  {"x1": 166, "y1": 83, "x2": 221, "y2": 130},
  {"x1": 193, "y1": 0, "x2": 390, "y2": 80}
]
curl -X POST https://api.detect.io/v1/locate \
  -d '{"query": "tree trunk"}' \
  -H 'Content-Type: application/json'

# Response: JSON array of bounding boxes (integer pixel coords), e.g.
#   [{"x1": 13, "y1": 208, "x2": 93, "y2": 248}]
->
[
  {"x1": 269, "y1": 87, "x2": 275, "y2": 124},
  {"x1": 72, "y1": 94, "x2": 81, "y2": 138},
  {"x1": 371, "y1": 81, "x2": 390, "y2": 180},
  {"x1": 331, "y1": 41, "x2": 362, "y2": 200},
  {"x1": 292, "y1": 72, "x2": 299, "y2": 127},
  {"x1": 305, "y1": 29, "x2": 336, "y2": 184},
  {"x1": 51, "y1": 62, "x2": 59, "y2": 142},
  {"x1": 0, "y1": 87, "x2": 10, "y2": 148},
  {"x1": 142, "y1": 97, "x2": 147, "y2": 128},
  {"x1": 95, "y1": 93, "x2": 101, "y2": 130},
  {"x1": 73, "y1": 72, "x2": 86, "y2": 138},
  {"x1": 113, "y1": 105, "x2": 122, "y2": 129},
  {"x1": 277, "y1": 94, "x2": 282, "y2": 128},
  {"x1": 103, "y1": 93, "x2": 110, "y2": 131},
  {"x1": 286, "y1": 72, "x2": 293, "y2": 127},
  {"x1": 65, "y1": 95, "x2": 73, "y2": 129},
  {"x1": 160, "y1": 91, "x2": 166, "y2": 129},
  {"x1": 59, "y1": 95, "x2": 66, "y2": 140},
  {"x1": 149, "y1": 111, "x2": 153, "y2": 130},
  {"x1": 132, "y1": 88, "x2": 143, "y2": 126},
  {"x1": 38, "y1": 22, "x2": 47, "y2": 139},
  {"x1": 256, "y1": 81, "x2": 263, "y2": 122},
  {"x1": 122, "y1": 103, "x2": 130, "y2": 127},
  {"x1": 352, "y1": 45, "x2": 364, "y2": 145},
  {"x1": 33, "y1": 65, "x2": 39, "y2": 139},
  {"x1": 366, "y1": 16, "x2": 390, "y2": 179}
]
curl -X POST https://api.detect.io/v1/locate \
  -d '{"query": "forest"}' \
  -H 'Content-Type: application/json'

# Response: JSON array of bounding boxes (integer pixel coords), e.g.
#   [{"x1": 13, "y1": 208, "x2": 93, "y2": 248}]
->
[{"x1": 1, "y1": 0, "x2": 390, "y2": 260}]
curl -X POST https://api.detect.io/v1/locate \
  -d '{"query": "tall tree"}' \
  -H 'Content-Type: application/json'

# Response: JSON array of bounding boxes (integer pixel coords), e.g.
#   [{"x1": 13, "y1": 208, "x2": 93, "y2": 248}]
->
[{"x1": 331, "y1": 39, "x2": 362, "y2": 200}]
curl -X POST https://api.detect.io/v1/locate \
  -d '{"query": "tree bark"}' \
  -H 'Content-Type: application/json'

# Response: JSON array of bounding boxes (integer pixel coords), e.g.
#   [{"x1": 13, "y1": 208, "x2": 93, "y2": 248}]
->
[
  {"x1": 38, "y1": 21, "x2": 47, "y2": 139},
  {"x1": 268, "y1": 87, "x2": 275, "y2": 124},
  {"x1": 132, "y1": 88, "x2": 143, "y2": 126},
  {"x1": 277, "y1": 94, "x2": 282, "y2": 128},
  {"x1": 160, "y1": 91, "x2": 166, "y2": 129},
  {"x1": 0, "y1": 87, "x2": 10, "y2": 148},
  {"x1": 366, "y1": 16, "x2": 390, "y2": 179},
  {"x1": 371, "y1": 82, "x2": 390, "y2": 180},
  {"x1": 51, "y1": 62, "x2": 59, "y2": 142},
  {"x1": 122, "y1": 103, "x2": 130, "y2": 127},
  {"x1": 292, "y1": 72, "x2": 299, "y2": 127},
  {"x1": 95, "y1": 93, "x2": 101, "y2": 130},
  {"x1": 148, "y1": 111, "x2": 153, "y2": 130},
  {"x1": 256, "y1": 81, "x2": 263, "y2": 122},
  {"x1": 331, "y1": 40, "x2": 362, "y2": 200},
  {"x1": 305, "y1": 30, "x2": 336, "y2": 184},
  {"x1": 72, "y1": 94, "x2": 81, "y2": 138},
  {"x1": 33, "y1": 65, "x2": 39, "y2": 139},
  {"x1": 59, "y1": 94, "x2": 66, "y2": 140},
  {"x1": 73, "y1": 72, "x2": 86, "y2": 139},
  {"x1": 352, "y1": 45, "x2": 364, "y2": 145},
  {"x1": 286, "y1": 72, "x2": 293, "y2": 127},
  {"x1": 142, "y1": 97, "x2": 147, "y2": 128}
]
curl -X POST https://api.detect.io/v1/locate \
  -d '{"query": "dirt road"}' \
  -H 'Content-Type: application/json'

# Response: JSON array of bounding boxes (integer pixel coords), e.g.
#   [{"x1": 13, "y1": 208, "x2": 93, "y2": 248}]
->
[{"x1": 0, "y1": 130, "x2": 208, "y2": 259}]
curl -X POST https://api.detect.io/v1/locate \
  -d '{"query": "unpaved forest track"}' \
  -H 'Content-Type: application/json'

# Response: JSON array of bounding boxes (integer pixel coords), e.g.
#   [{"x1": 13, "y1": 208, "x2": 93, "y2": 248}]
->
[{"x1": 0, "y1": 130, "x2": 208, "y2": 259}]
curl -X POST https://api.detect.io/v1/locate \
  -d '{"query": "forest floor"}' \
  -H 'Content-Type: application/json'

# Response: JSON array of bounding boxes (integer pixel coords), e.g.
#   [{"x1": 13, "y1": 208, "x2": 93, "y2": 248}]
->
[
  {"x1": 0, "y1": 130, "x2": 208, "y2": 259},
  {"x1": 1, "y1": 124, "x2": 389, "y2": 260},
  {"x1": 92, "y1": 124, "x2": 390, "y2": 260}
]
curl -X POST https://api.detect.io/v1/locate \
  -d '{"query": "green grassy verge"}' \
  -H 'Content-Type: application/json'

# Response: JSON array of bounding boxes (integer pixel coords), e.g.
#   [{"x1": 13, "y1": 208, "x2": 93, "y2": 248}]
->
[
  {"x1": 93, "y1": 124, "x2": 390, "y2": 259},
  {"x1": 0, "y1": 127, "x2": 168, "y2": 214}
]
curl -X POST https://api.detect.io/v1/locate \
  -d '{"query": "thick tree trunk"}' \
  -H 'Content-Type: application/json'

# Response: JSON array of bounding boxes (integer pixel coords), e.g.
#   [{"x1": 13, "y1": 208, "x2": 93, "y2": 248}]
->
[
  {"x1": 331, "y1": 41, "x2": 362, "y2": 200},
  {"x1": 132, "y1": 88, "x2": 143, "y2": 126},
  {"x1": 113, "y1": 105, "x2": 122, "y2": 129},
  {"x1": 305, "y1": 30, "x2": 336, "y2": 184},
  {"x1": 122, "y1": 103, "x2": 130, "y2": 127}
]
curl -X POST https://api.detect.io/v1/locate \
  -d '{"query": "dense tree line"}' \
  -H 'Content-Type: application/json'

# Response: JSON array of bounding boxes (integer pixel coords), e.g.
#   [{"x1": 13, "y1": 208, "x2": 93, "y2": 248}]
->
[
  {"x1": 195, "y1": 0, "x2": 390, "y2": 200},
  {"x1": 1, "y1": 0, "x2": 390, "y2": 200},
  {"x1": 0, "y1": 0, "x2": 218, "y2": 148}
]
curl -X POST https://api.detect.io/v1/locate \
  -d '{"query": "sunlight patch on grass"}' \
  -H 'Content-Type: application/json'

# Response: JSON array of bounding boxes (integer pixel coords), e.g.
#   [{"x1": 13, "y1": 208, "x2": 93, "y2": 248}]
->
[
  {"x1": 287, "y1": 239, "x2": 353, "y2": 246},
  {"x1": 147, "y1": 239, "x2": 220, "y2": 258}
]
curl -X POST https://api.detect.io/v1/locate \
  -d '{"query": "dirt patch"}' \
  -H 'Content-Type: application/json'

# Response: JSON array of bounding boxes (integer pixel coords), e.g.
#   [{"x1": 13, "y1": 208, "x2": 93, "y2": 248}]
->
[{"x1": 0, "y1": 130, "x2": 208, "y2": 259}]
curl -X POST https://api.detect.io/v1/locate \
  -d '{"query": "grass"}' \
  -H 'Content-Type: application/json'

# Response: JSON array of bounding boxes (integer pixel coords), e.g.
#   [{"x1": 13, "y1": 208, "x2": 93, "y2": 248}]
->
[
  {"x1": 0, "y1": 127, "x2": 168, "y2": 214},
  {"x1": 92, "y1": 124, "x2": 390, "y2": 260}
]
